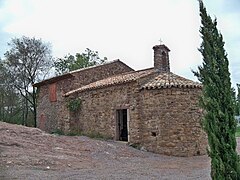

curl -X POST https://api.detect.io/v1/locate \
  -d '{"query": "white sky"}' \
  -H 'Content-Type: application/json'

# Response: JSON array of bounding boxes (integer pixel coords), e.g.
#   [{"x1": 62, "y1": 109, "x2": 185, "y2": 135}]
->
[{"x1": 0, "y1": 0, "x2": 239, "y2": 87}]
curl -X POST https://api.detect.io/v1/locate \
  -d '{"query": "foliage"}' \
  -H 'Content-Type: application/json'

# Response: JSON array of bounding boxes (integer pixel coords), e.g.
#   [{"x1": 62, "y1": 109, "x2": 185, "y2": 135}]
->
[
  {"x1": 67, "y1": 98, "x2": 82, "y2": 112},
  {"x1": 236, "y1": 84, "x2": 240, "y2": 115},
  {"x1": 232, "y1": 87, "x2": 239, "y2": 116},
  {"x1": 51, "y1": 128, "x2": 65, "y2": 135},
  {"x1": 193, "y1": 1, "x2": 240, "y2": 178},
  {"x1": 236, "y1": 127, "x2": 240, "y2": 137},
  {"x1": 231, "y1": 85, "x2": 240, "y2": 116},
  {"x1": 66, "y1": 131, "x2": 81, "y2": 136},
  {"x1": 0, "y1": 60, "x2": 22, "y2": 124},
  {"x1": 128, "y1": 143, "x2": 142, "y2": 150},
  {"x1": 54, "y1": 48, "x2": 107, "y2": 75},
  {"x1": 2, "y1": 36, "x2": 53, "y2": 127}
]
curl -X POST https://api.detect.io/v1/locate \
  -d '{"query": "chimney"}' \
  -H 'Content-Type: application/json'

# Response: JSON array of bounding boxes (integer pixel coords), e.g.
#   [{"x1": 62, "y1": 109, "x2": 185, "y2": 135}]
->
[{"x1": 153, "y1": 44, "x2": 170, "y2": 72}]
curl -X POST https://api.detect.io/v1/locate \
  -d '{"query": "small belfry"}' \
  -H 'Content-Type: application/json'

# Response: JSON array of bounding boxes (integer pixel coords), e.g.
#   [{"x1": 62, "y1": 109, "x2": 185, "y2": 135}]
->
[{"x1": 153, "y1": 44, "x2": 170, "y2": 73}]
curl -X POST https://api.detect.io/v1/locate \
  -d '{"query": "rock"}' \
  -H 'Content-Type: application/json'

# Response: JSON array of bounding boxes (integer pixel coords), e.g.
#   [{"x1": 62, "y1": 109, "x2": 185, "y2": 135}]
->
[{"x1": 140, "y1": 146, "x2": 147, "y2": 152}]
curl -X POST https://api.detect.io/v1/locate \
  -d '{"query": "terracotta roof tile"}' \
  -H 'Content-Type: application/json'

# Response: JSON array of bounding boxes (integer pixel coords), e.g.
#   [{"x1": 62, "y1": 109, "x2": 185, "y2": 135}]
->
[
  {"x1": 33, "y1": 59, "x2": 133, "y2": 87},
  {"x1": 141, "y1": 72, "x2": 202, "y2": 89},
  {"x1": 65, "y1": 70, "x2": 202, "y2": 97},
  {"x1": 64, "y1": 68, "x2": 155, "y2": 96}
]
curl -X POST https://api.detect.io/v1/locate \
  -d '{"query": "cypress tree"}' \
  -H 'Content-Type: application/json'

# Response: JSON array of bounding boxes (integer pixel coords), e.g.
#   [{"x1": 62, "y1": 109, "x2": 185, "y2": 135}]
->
[
  {"x1": 194, "y1": 1, "x2": 240, "y2": 179},
  {"x1": 237, "y1": 84, "x2": 240, "y2": 115}
]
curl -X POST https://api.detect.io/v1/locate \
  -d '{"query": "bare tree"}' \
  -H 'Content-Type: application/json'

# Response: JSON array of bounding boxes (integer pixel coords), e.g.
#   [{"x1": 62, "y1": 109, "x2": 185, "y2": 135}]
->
[{"x1": 4, "y1": 36, "x2": 53, "y2": 127}]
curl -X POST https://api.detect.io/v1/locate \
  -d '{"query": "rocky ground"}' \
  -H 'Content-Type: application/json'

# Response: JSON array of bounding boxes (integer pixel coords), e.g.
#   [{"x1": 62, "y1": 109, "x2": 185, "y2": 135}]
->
[{"x1": 0, "y1": 122, "x2": 239, "y2": 180}]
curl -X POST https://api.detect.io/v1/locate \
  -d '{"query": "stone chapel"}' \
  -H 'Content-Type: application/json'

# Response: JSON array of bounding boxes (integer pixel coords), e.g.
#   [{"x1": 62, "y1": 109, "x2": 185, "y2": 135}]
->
[{"x1": 33, "y1": 44, "x2": 207, "y2": 156}]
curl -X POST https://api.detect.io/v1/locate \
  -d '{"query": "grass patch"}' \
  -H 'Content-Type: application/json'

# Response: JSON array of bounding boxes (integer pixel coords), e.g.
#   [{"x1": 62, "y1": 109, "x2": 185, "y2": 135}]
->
[{"x1": 236, "y1": 126, "x2": 240, "y2": 137}]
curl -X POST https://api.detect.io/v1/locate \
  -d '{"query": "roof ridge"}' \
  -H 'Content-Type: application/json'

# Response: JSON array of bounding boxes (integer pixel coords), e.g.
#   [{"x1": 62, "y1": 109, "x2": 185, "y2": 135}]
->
[
  {"x1": 33, "y1": 59, "x2": 133, "y2": 87},
  {"x1": 112, "y1": 67, "x2": 154, "y2": 77},
  {"x1": 141, "y1": 72, "x2": 202, "y2": 90},
  {"x1": 69, "y1": 59, "x2": 134, "y2": 74},
  {"x1": 64, "y1": 68, "x2": 155, "y2": 96}
]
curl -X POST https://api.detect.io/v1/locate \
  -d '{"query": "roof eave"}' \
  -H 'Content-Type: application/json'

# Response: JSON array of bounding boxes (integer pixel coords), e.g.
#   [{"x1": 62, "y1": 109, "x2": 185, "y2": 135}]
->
[{"x1": 33, "y1": 73, "x2": 73, "y2": 87}]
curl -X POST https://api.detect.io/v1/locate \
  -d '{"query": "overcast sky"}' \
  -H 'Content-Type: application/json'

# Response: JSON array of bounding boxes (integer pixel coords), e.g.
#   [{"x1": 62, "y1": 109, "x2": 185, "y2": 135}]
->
[{"x1": 0, "y1": 0, "x2": 239, "y2": 87}]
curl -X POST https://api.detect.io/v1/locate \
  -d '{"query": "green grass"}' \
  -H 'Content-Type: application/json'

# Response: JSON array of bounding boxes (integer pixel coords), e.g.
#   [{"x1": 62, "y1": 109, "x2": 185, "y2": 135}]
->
[{"x1": 236, "y1": 126, "x2": 240, "y2": 137}]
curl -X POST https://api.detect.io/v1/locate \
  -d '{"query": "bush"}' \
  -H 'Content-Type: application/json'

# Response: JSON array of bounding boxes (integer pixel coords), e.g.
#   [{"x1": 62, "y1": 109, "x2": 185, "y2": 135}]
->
[
  {"x1": 51, "y1": 129, "x2": 65, "y2": 135},
  {"x1": 67, "y1": 98, "x2": 81, "y2": 112},
  {"x1": 236, "y1": 127, "x2": 240, "y2": 137}
]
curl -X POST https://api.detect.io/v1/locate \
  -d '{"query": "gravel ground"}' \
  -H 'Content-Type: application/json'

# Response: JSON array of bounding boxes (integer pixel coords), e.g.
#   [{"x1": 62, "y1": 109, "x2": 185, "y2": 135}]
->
[{"x1": 0, "y1": 121, "x2": 238, "y2": 180}]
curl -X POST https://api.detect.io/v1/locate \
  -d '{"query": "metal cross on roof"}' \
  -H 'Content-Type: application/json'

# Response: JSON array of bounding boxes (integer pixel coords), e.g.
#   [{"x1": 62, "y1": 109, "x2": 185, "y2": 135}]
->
[{"x1": 159, "y1": 38, "x2": 163, "y2": 45}]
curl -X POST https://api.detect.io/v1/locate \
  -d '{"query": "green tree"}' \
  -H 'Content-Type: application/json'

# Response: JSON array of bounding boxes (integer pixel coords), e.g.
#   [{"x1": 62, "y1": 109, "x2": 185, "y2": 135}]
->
[
  {"x1": 193, "y1": 1, "x2": 240, "y2": 179},
  {"x1": 231, "y1": 87, "x2": 239, "y2": 116},
  {"x1": 54, "y1": 48, "x2": 107, "y2": 75},
  {"x1": 0, "y1": 60, "x2": 22, "y2": 124},
  {"x1": 3, "y1": 36, "x2": 53, "y2": 127},
  {"x1": 237, "y1": 84, "x2": 240, "y2": 116}
]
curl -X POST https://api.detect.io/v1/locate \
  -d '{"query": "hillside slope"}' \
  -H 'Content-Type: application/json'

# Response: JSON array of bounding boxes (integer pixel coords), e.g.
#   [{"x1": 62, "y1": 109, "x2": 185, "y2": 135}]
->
[{"x1": 0, "y1": 121, "x2": 221, "y2": 179}]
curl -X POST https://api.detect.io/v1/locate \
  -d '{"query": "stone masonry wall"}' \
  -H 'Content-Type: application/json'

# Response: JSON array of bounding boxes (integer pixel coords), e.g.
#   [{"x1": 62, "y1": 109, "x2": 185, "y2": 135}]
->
[
  {"x1": 139, "y1": 88, "x2": 207, "y2": 156},
  {"x1": 68, "y1": 82, "x2": 143, "y2": 143},
  {"x1": 36, "y1": 78, "x2": 72, "y2": 133},
  {"x1": 71, "y1": 61, "x2": 134, "y2": 89},
  {"x1": 36, "y1": 61, "x2": 133, "y2": 133},
  {"x1": 36, "y1": 61, "x2": 207, "y2": 157}
]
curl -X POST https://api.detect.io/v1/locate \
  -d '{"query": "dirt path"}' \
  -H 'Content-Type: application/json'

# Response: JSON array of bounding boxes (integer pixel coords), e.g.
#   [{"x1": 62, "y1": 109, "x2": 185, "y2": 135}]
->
[{"x1": 0, "y1": 121, "x2": 236, "y2": 179}]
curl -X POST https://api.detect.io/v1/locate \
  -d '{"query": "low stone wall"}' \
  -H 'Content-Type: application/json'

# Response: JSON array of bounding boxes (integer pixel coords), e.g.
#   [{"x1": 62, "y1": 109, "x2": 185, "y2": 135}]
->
[{"x1": 139, "y1": 88, "x2": 207, "y2": 156}]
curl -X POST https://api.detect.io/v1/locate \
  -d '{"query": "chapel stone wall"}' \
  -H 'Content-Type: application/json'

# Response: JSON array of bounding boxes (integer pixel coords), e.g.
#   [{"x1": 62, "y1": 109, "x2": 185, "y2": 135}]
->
[
  {"x1": 36, "y1": 60, "x2": 133, "y2": 133},
  {"x1": 139, "y1": 87, "x2": 207, "y2": 156}
]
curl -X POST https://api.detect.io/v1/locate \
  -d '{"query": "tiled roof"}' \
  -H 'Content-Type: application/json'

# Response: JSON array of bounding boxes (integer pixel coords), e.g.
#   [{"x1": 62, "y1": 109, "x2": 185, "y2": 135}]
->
[
  {"x1": 33, "y1": 59, "x2": 133, "y2": 87},
  {"x1": 69, "y1": 59, "x2": 134, "y2": 74},
  {"x1": 141, "y1": 72, "x2": 202, "y2": 89},
  {"x1": 32, "y1": 73, "x2": 73, "y2": 87},
  {"x1": 64, "y1": 68, "x2": 155, "y2": 96},
  {"x1": 64, "y1": 70, "x2": 202, "y2": 96}
]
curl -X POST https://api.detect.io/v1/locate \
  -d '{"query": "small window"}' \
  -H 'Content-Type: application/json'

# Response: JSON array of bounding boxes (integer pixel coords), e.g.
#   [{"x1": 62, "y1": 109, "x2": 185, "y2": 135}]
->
[
  {"x1": 151, "y1": 132, "x2": 157, "y2": 137},
  {"x1": 49, "y1": 83, "x2": 57, "y2": 102}
]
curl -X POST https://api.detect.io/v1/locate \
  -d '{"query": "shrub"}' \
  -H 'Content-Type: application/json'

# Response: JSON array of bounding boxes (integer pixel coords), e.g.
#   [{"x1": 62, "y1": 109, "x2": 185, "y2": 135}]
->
[
  {"x1": 51, "y1": 129, "x2": 65, "y2": 135},
  {"x1": 67, "y1": 98, "x2": 81, "y2": 112},
  {"x1": 236, "y1": 127, "x2": 240, "y2": 137}
]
